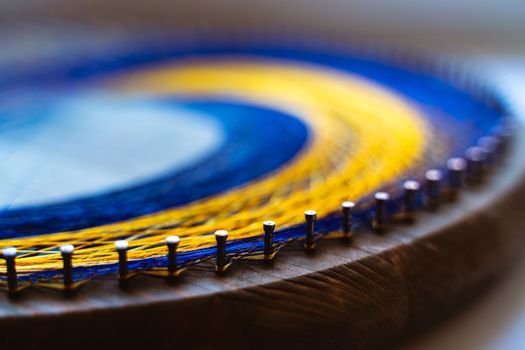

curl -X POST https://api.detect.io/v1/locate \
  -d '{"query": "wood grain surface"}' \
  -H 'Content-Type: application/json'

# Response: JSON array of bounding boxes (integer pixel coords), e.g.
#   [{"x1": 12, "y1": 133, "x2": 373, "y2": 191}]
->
[{"x1": 1, "y1": 122, "x2": 524, "y2": 350}]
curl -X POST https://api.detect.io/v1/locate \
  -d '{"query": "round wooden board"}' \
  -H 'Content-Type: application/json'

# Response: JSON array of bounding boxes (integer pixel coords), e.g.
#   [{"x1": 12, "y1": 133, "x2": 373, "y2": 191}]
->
[{"x1": 1, "y1": 122, "x2": 524, "y2": 350}]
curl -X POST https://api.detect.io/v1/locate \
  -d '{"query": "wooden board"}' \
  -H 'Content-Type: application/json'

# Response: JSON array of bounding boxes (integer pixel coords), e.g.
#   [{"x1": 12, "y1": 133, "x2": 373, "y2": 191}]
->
[{"x1": 0, "y1": 122, "x2": 524, "y2": 350}]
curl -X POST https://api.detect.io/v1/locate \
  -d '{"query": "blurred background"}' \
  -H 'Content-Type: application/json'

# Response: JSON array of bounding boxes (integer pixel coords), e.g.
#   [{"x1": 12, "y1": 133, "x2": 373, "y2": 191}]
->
[
  {"x1": 1, "y1": 0, "x2": 524, "y2": 52},
  {"x1": 1, "y1": 0, "x2": 524, "y2": 348}
]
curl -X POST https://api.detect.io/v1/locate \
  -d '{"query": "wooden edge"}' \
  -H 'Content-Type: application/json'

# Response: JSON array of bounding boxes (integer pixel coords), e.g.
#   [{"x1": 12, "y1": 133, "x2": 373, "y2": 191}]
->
[{"x1": 0, "y1": 121, "x2": 524, "y2": 349}]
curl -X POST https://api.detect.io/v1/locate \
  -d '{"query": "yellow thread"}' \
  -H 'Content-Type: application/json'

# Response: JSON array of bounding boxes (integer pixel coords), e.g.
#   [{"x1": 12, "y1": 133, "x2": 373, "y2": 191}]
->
[
  {"x1": 1, "y1": 59, "x2": 427, "y2": 278},
  {"x1": 143, "y1": 268, "x2": 187, "y2": 278}
]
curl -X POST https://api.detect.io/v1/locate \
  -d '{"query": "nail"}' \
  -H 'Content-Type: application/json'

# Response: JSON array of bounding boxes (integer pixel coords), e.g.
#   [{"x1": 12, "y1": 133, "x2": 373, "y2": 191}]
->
[
  {"x1": 59, "y1": 244, "x2": 75, "y2": 291},
  {"x1": 115, "y1": 240, "x2": 129, "y2": 284},
  {"x1": 2, "y1": 247, "x2": 18, "y2": 296},
  {"x1": 447, "y1": 157, "x2": 467, "y2": 190},
  {"x1": 492, "y1": 122, "x2": 513, "y2": 154},
  {"x1": 166, "y1": 236, "x2": 180, "y2": 277},
  {"x1": 478, "y1": 136, "x2": 500, "y2": 165},
  {"x1": 425, "y1": 169, "x2": 443, "y2": 210},
  {"x1": 465, "y1": 146, "x2": 486, "y2": 182},
  {"x1": 215, "y1": 230, "x2": 229, "y2": 274},
  {"x1": 263, "y1": 221, "x2": 275, "y2": 259},
  {"x1": 374, "y1": 192, "x2": 390, "y2": 231},
  {"x1": 304, "y1": 210, "x2": 317, "y2": 252},
  {"x1": 341, "y1": 201, "x2": 355, "y2": 239},
  {"x1": 403, "y1": 180, "x2": 420, "y2": 222}
]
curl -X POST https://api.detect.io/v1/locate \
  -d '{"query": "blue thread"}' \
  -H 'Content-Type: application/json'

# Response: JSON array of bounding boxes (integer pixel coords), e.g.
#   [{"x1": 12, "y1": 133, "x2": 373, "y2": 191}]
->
[
  {"x1": 0, "y1": 34, "x2": 508, "y2": 284},
  {"x1": 0, "y1": 100, "x2": 309, "y2": 237}
]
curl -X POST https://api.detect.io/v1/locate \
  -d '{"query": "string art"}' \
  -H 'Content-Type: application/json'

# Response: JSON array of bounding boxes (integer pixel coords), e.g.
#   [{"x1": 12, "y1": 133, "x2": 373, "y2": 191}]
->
[{"x1": 0, "y1": 31, "x2": 509, "y2": 292}]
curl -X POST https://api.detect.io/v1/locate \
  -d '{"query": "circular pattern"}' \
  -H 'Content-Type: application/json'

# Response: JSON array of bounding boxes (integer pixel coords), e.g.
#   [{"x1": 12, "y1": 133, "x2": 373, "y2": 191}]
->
[
  {"x1": 0, "y1": 33, "x2": 506, "y2": 287},
  {"x1": 0, "y1": 101, "x2": 308, "y2": 237},
  {"x1": 0, "y1": 98, "x2": 225, "y2": 209}
]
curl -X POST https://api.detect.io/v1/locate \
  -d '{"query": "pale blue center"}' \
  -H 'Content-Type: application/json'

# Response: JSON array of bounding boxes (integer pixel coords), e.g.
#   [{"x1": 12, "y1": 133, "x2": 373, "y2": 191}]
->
[{"x1": 0, "y1": 96, "x2": 224, "y2": 209}]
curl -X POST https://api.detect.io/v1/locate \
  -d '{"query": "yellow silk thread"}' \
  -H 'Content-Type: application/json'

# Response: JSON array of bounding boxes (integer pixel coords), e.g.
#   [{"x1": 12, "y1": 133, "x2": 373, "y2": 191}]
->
[{"x1": 1, "y1": 59, "x2": 428, "y2": 278}]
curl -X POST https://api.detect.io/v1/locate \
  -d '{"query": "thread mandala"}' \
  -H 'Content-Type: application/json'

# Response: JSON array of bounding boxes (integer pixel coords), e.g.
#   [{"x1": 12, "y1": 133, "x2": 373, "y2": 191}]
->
[{"x1": 0, "y1": 30, "x2": 509, "y2": 290}]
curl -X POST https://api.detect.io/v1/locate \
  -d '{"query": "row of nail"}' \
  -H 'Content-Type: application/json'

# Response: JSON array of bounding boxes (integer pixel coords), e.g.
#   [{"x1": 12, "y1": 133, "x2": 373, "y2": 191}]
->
[{"x1": 0, "y1": 126, "x2": 512, "y2": 297}]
